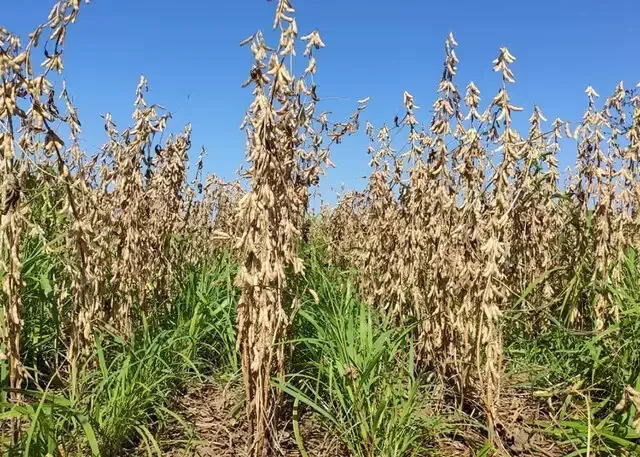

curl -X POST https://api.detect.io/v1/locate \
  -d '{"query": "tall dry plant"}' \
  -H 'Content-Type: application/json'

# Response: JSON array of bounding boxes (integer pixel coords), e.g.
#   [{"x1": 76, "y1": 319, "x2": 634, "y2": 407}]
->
[
  {"x1": 0, "y1": 0, "x2": 90, "y2": 403},
  {"x1": 3, "y1": 0, "x2": 238, "y2": 382},
  {"x1": 323, "y1": 30, "x2": 640, "y2": 447},
  {"x1": 234, "y1": 1, "x2": 366, "y2": 454},
  {"x1": 83, "y1": 75, "x2": 232, "y2": 342}
]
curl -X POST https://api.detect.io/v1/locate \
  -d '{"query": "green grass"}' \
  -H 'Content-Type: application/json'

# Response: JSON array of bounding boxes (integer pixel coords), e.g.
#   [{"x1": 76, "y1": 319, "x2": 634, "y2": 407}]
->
[
  {"x1": 4, "y1": 232, "x2": 640, "y2": 457},
  {"x1": 505, "y1": 248, "x2": 640, "y2": 456},
  {"x1": 275, "y1": 251, "x2": 440, "y2": 457},
  {"x1": 2, "y1": 251, "x2": 238, "y2": 457},
  {"x1": 0, "y1": 386, "x2": 100, "y2": 457}
]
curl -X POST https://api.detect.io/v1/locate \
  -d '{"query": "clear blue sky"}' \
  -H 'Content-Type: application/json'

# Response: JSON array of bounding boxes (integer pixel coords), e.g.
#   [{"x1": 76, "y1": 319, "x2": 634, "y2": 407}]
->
[{"x1": 5, "y1": 0, "x2": 640, "y2": 203}]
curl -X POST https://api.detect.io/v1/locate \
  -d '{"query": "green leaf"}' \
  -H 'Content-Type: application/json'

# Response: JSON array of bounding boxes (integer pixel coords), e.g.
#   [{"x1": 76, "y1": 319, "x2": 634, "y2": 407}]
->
[{"x1": 39, "y1": 273, "x2": 52, "y2": 297}]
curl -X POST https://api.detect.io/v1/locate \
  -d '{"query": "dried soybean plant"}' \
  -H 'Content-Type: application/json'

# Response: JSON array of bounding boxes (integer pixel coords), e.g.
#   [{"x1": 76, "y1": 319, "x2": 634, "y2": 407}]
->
[
  {"x1": 325, "y1": 32, "x2": 640, "y2": 445},
  {"x1": 358, "y1": 121, "x2": 406, "y2": 315},
  {"x1": 97, "y1": 77, "x2": 175, "y2": 335},
  {"x1": 472, "y1": 46, "x2": 522, "y2": 437},
  {"x1": 183, "y1": 172, "x2": 244, "y2": 262},
  {"x1": 234, "y1": 1, "x2": 366, "y2": 454},
  {"x1": 325, "y1": 187, "x2": 366, "y2": 268},
  {"x1": 3, "y1": 0, "x2": 236, "y2": 389},
  {"x1": 88, "y1": 75, "x2": 233, "y2": 338},
  {"x1": 0, "y1": 0, "x2": 89, "y2": 399},
  {"x1": 565, "y1": 81, "x2": 640, "y2": 328}
]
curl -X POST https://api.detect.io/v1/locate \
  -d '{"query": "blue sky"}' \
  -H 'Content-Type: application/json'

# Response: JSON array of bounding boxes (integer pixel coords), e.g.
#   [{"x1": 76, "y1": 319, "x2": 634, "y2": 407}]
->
[{"x1": 5, "y1": 0, "x2": 640, "y2": 204}]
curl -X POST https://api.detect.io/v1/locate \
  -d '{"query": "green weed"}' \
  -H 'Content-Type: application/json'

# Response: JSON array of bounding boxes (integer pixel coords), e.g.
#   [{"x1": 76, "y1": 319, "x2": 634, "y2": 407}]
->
[{"x1": 276, "y1": 259, "x2": 438, "y2": 457}]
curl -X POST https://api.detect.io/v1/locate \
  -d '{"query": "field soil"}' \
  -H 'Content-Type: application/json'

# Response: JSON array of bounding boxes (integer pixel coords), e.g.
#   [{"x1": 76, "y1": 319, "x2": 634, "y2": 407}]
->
[
  {"x1": 161, "y1": 375, "x2": 565, "y2": 457},
  {"x1": 163, "y1": 382, "x2": 343, "y2": 457}
]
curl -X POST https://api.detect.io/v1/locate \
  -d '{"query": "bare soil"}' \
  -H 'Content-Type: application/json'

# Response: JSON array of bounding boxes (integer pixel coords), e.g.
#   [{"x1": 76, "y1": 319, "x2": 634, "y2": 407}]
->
[
  {"x1": 160, "y1": 376, "x2": 566, "y2": 457},
  {"x1": 162, "y1": 381, "x2": 344, "y2": 457}
]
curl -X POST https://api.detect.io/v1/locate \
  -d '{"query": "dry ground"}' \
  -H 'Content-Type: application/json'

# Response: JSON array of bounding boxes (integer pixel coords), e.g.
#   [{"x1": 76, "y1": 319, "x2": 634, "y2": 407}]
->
[
  {"x1": 162, "y1": 382, "x2": 343, "y2": 457},
  {"x1": 159, "y1": 376, "x2": 565, "y2": 457}
]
